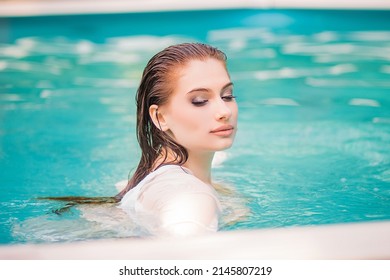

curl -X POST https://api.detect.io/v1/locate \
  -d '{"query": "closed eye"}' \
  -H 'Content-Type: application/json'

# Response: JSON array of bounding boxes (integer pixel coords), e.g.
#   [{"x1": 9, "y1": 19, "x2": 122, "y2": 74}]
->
[
  {"x1": 192, "y1": 99, "x2": 208, "y2": 106},
  {"x1": 222, "y1": 95, "x2": 236, "y2": 102}
]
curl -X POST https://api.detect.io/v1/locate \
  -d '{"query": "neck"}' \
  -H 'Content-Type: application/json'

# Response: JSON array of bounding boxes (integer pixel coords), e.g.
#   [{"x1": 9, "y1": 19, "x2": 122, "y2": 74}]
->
[
  {"x1": 182, "y1": 150, "x2": 214, "y2": 185},
  {"x1": 152, "y1": 148, "x2": 214, "y2": 185}
]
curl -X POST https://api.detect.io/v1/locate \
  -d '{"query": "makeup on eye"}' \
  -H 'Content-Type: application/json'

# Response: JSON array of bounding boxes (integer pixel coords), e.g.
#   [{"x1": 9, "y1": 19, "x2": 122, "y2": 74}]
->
[
  {"x1": 221, "y1": 95, "x2": 236, "y2": 102},
  {"x1": 186, "y1": 82, "x2": 234, "y2": 95},
  {"x1": 221, "y1": 86, "x2": 236, "y2": 100},
  {"x1": 191, "y1": 97, "x2": 208, "y2": 106},
  {"x1": 191, "y1": 93, "x2": 236, "y2": 106},
  {"x1": 189, "y1": 83, "x2": 236, "y2": 106}
]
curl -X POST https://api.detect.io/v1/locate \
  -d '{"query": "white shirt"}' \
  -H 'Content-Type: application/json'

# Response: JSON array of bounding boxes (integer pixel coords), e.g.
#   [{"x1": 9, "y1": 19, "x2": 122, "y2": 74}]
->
[{"x1": 119, "y1": 165, "x2": 221, "y2": 237}]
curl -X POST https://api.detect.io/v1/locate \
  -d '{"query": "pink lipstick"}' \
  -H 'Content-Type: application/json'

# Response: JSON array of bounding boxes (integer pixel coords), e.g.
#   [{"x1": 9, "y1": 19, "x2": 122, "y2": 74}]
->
[{"x1": 210, "y1": 125, "x2": 234, "y2": 137}]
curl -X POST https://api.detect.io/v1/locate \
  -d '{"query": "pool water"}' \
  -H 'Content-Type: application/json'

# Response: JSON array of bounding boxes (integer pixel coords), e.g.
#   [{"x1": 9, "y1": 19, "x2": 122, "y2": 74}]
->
[{"x1": 1, "y1": 9, "x2": 389, "y2": 244}]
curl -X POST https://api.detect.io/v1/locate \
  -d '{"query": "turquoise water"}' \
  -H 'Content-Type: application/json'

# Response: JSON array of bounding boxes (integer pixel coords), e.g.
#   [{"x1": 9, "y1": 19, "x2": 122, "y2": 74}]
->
[{"x1": 1, "y1": 9, "x2": 390, "y2": 244}]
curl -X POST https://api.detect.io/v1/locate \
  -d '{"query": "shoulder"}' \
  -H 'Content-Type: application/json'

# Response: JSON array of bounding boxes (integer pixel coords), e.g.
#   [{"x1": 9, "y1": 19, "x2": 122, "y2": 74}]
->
[
  {"x1": 157, "y1": 192, "x2": 219, "y2": 236},
  {"x1": 137, "y1": 165, "x2": 220, "y2": 236},
  {"x1": 140, "y1": 165, "x2": 218, "y2": 200}
]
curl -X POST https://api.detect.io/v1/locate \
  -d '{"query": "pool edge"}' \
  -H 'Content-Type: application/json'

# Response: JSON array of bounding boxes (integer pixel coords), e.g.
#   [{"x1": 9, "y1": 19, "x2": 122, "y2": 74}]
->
[{"x1": 1, "y1": 220, "x2": 389, "y2": 259}]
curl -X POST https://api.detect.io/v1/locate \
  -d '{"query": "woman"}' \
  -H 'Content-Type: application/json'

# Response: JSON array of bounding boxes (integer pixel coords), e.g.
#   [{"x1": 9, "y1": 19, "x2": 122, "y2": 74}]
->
[
  {"x1": 117, "y1": 42, "x2": 238, "y2": 236},
  {"x1": 43, "y1": 43, "x2": 238, "y2": 237}
]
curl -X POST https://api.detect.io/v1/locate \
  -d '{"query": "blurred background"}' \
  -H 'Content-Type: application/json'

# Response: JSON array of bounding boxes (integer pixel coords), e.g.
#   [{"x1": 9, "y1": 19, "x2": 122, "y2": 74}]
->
[{"x1": 0, "y1": 1, "x2": 389, "y2": 245}]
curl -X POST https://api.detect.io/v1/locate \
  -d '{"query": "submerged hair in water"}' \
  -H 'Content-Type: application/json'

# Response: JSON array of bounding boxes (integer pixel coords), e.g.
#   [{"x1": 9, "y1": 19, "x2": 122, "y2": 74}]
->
[
  {"x1": 37, "y1": 196, "x2": 118, "y2": 214},
  {"x1": 40, "y1": 43, "x2": 227, "y2": 210}
]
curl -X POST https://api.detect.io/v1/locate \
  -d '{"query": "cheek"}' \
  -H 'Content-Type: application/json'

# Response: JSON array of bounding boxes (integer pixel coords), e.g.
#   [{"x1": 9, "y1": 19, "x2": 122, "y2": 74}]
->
[
  {"x1": 227, "y1": 102, "x2": 239, "y2": 125},
  {"x1": 170, "y1": 107, "x2": 206, "y2": 132},
  {"x1": 231, "y1": 102, "x2": 239, "y2": 118},
  {"x1": 165, "y1": 101, "x2": 204, "y2": 134}
]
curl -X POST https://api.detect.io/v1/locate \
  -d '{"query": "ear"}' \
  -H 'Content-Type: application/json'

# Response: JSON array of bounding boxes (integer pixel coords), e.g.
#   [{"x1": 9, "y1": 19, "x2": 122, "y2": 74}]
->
[{"x1": 149, "y1": 104, "x2": 169, "y2": 132}]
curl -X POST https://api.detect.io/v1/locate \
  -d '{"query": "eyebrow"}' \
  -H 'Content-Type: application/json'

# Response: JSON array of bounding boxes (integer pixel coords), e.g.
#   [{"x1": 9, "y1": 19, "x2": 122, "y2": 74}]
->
[{"x1": 186, "y1": 82, "x2": 234, "y2": 94}]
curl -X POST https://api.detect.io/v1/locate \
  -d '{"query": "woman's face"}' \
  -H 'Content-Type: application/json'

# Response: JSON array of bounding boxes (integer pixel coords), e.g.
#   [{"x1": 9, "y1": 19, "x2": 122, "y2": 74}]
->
[{"x1": 159, "y1": 58, "x2": 238, "y2": 153}]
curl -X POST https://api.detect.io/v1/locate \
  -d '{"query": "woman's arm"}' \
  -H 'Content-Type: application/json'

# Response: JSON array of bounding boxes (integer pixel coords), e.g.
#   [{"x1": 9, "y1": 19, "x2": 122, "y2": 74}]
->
[{"x1": 157, "y1": 192, "x2": 219, "y2": 237}]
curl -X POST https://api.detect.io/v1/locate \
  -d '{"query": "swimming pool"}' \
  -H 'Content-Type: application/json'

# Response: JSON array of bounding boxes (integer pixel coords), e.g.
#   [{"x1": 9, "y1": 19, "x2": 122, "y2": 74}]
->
[{"x1": 0, "y1": 8, "x2": 389, "y2": 244}]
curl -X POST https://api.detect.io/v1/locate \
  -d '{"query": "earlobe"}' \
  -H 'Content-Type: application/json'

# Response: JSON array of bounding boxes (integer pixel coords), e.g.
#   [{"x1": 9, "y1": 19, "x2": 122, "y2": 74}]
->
[{"x1": 149, "y1": 104, "x2": 169, "y2": 131}]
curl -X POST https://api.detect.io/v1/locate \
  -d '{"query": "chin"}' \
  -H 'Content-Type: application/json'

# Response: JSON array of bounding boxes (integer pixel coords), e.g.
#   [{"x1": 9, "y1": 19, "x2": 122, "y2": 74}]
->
[{"x1": 210, "y1": 139, "x2": 235, "y2": 151}]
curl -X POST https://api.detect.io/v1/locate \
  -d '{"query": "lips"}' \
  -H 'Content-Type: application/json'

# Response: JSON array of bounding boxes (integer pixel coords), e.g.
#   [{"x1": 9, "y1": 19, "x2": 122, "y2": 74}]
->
[{"x1": 210, "y1": 125, "x2": 234, "y2": 136}]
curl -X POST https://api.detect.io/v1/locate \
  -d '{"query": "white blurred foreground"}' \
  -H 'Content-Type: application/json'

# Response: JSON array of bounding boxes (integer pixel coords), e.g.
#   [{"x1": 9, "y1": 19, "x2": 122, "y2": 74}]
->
[{"x1": 1, "y1": 221, "x2": 389, "y2": 259}]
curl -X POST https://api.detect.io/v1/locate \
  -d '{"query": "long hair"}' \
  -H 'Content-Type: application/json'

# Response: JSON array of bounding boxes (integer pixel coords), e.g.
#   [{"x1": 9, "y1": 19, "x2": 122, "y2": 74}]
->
[
  {"x1": 115, "y1": 42, "x2": 227, "y2": 200},
  {"x1": 39, "y1": 43, "x2": 227, "y2": 208}
]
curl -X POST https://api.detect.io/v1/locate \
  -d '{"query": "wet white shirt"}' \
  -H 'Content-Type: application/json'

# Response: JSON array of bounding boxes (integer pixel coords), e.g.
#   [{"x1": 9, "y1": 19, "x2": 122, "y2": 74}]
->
[{"x1": 119, "y1": 165, "x2": 221, "y2": 237}]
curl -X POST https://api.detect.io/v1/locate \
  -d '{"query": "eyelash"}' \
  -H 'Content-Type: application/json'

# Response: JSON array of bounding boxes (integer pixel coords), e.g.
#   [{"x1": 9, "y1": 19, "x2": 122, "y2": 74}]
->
[
  {"x1": 222, "y1": 95, "x2": 236, "y2": 102},
  {"x1": 191, "y1": 95, "x2": 236, "y2": 107}
]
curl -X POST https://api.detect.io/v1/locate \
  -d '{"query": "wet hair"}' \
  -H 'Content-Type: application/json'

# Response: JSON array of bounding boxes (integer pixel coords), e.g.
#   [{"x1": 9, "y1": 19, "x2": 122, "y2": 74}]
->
[
  {"x1": 39, "y1": 43, "x2": 227, "y2": 210},
  {"x1": 115, "y1": 42, "x2": 227, "y2": 200}
]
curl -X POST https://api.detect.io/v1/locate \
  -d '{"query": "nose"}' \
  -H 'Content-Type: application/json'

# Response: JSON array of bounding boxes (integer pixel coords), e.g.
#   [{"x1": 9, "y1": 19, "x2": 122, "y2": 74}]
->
[{"x1": 214, "y1": 98, "x2": 232, "y2": 121}]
